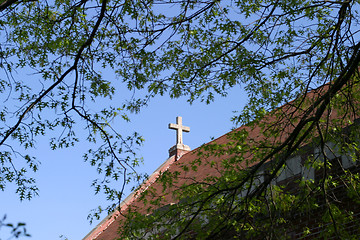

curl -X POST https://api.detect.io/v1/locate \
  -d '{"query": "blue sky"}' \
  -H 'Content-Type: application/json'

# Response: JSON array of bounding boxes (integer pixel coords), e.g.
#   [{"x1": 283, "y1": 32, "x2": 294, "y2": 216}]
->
[{"x1": 0, "y1": 85, "x2": 246, "y2": 240}]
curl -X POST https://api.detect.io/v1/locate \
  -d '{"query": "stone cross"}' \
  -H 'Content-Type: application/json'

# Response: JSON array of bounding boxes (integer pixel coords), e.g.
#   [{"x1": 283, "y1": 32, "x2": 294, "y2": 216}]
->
[{"x1": 168, "y1": 116, "x2": 190, "y2": 145}]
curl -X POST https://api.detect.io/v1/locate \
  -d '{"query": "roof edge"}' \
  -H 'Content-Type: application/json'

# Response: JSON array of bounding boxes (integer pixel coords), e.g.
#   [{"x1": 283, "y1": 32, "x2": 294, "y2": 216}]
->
[{"x1": 83, "y1": 154, "x2": 177, "y2": 240}]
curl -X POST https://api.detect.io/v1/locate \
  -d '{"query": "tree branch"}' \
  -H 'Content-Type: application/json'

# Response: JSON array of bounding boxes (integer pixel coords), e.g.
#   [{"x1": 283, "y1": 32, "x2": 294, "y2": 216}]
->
[
  {"x1": 0, "y1": 0, "x2": 37, "y2": 11},
  {"x1": 0, "y1": 0, "x2": 108, "y2": 147}
]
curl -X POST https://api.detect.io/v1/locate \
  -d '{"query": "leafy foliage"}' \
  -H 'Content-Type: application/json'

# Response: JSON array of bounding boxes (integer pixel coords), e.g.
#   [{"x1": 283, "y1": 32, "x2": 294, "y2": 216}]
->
[
  {"x1": 0, "y1": 0, "x2": 360, "y2": 238},
  {"x1": 0, "y1": 215, "x2": 30, "y2": 239}
]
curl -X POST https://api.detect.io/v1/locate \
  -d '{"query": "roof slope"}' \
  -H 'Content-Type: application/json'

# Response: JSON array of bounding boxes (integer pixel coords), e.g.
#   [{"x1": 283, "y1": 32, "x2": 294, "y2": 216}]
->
[
  {"x1": 84, "y1": 81, "x2": 360, "y2": 239},
  {"x1": 83, "y1": 126, "x2": 243, "y2": 240}
]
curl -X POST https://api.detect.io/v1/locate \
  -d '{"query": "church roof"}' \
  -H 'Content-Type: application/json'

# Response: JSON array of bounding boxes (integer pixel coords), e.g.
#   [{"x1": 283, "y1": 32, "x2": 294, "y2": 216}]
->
[
  {"x1": 83, "y1": 82, "x2": 358, "y2": 239},
  {"x1": 83, "y1": 123, "x2": 243, "y2": 239}
]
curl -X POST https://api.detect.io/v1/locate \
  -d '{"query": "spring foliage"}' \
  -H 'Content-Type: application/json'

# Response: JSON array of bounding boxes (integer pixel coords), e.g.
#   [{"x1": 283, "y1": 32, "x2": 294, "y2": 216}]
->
[{"x1": 1, "y1": 0, "x2": 360, "y2": 238}]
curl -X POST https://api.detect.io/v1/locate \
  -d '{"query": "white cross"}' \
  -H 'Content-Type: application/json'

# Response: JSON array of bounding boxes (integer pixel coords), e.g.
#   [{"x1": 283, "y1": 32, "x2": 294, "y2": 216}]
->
[{"x1": 169, "y1": 116, "x2": 190, "y2": 145}]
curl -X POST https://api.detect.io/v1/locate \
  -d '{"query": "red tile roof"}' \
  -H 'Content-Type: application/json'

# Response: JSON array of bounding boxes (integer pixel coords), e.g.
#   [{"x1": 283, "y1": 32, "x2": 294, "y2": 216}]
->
[
  {"x1": 83, "y1": 127, "x2": 239, "y2": 240},
  {"x1": 83, "y1": 82, "x2": 359, "y2": 239}
]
